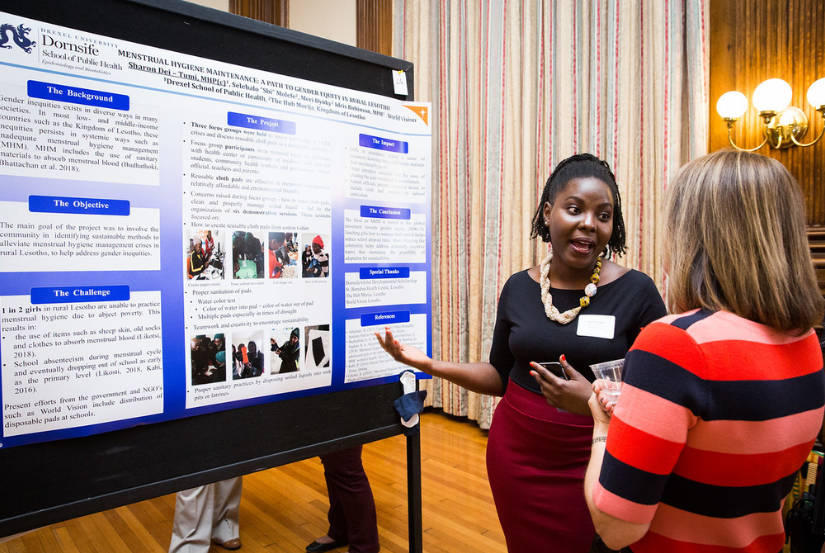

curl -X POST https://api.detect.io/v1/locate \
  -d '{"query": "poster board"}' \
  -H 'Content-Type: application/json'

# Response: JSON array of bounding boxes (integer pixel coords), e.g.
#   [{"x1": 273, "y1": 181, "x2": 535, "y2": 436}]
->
[{"x1": 0, "y1": 0, "x2": 431, "y2": 537}]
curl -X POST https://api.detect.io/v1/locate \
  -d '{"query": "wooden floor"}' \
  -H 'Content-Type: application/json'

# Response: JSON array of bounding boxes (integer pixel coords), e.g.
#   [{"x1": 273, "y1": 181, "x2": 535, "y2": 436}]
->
[{"x1": 0, "y1": 411, "x2": 506, "y2": 553}]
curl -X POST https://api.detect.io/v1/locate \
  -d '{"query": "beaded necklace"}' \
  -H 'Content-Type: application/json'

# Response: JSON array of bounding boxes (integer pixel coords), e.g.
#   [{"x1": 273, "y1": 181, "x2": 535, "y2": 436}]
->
[{"x1": 539, "y1": 248, "x2": 602, "y2": 324}]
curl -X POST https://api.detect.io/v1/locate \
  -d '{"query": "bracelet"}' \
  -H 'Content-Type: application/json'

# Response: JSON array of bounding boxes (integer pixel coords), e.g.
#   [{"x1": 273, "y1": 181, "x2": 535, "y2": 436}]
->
[{"x1": 592, "y1": 435, "x2": 607, "y2": 444}]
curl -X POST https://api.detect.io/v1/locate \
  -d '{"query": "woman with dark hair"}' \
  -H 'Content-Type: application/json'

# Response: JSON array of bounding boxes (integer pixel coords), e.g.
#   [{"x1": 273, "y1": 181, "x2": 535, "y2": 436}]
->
[
  {"x1": 377, "y1": 153, "x2": 666, "y2": 551},
  {"x1": 272, "y1": 328, "x2": 300, "y2": 373},
  {"x1": 585, "y1": 150, "x2": 825, "y2": 552},
  {"x1": 188, "y1": 240, "x2": 206, "y2": 279}
]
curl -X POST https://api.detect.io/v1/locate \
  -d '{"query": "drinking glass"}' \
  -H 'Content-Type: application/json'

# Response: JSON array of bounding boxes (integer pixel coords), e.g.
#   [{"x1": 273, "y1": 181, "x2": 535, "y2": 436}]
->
[{"x1": 590, "y1": 359, "x2": 624, "y2": 406}]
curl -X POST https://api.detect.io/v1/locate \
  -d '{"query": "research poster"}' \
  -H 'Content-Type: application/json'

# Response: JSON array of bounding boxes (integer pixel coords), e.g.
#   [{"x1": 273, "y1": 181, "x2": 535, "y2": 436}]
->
[{"x1": 0, "y1": 12, "x2": 431, "y2": 448}]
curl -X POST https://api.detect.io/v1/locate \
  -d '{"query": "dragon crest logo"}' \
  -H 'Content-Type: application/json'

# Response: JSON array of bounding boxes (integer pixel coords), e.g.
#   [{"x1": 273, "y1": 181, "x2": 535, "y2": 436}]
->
[{"x1": 0, "y1": 23, "x2": 37, "y2": 54}]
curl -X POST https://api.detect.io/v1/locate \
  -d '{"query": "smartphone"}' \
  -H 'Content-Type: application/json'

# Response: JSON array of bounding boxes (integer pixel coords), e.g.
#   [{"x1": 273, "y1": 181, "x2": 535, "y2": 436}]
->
[{"x1": 537, "y1": 361, "x2": 569, "y2": 380}]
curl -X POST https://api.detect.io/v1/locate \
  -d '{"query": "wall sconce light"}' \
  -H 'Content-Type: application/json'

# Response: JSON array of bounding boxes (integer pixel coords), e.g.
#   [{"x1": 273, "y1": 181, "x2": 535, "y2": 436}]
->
[{"x1": 716, "y1": 77, "x2": 825, "y2": 151}]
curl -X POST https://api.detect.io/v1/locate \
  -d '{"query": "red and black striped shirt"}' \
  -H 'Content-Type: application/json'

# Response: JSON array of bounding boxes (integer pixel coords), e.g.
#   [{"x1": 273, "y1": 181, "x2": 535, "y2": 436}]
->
[{"x1": 594, "y1": 309, "x2": 825, "y2": 552}]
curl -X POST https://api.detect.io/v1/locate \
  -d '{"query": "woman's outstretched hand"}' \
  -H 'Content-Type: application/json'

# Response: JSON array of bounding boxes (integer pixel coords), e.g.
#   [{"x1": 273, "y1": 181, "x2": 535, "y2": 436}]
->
[
  {"x1": 529, "y1": 355, "x2": 594, "y2": 416},
  {"x1": 375, "y1": 327, "x2": 433, "y2": 374}
]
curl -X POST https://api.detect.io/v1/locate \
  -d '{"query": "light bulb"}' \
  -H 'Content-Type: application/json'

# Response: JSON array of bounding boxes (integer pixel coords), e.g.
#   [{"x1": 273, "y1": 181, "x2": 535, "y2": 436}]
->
[
  {"x1": 752, "y1": 79, "x2": 792, "y2": 113},
  {"x1": 807, "y1": 78, "x2": 825, "y2": 110},
  {"x1": 778, "y1": 111, "x2": 796, "y2": 126},
  {"x1": 716, "y1": 91, "x2": 748, "y2": 119}
]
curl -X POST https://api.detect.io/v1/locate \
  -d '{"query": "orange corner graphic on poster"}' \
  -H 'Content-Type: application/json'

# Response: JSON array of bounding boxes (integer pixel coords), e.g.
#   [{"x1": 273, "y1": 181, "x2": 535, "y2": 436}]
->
[{"x1": 403, "y1": 105, "x2": 428, "y2": 126}]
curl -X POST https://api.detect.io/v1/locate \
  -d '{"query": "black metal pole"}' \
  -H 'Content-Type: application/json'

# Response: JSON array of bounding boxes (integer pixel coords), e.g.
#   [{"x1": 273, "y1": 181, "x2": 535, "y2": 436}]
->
[{"x1": 406, "y1": 430, "x2": 423, "y2": 553}]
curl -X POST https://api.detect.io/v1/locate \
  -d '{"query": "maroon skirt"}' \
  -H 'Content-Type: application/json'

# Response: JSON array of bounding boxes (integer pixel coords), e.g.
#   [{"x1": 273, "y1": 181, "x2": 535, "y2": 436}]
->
[{"x1": 487, "y1": 380, "x2": 595, "y2": 552}]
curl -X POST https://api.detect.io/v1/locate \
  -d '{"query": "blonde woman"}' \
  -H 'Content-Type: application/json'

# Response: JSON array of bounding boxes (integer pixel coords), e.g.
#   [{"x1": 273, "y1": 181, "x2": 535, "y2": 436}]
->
[{"x1": 585, "y1": 150, "x2": 825, "y2": 552}]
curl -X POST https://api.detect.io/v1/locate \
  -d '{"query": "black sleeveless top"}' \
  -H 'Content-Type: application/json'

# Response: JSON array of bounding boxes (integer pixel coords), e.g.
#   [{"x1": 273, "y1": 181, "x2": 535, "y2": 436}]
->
[{"x1": 489, "y1": 269, "x2": 667, "y2": 393}]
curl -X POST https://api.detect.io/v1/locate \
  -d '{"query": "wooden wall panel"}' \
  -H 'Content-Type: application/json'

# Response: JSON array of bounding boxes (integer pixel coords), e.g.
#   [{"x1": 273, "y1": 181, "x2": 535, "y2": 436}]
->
[
  {"x1": 709, "y1": 0, "x2": 825, "y2": 227},
  {"x1": 710, "y1": 0, "x2": 825, "y2": 302},
  {"x1": 357, "y1": 0, "x2": 393, "y2": 56},
  {"x1": 229, "y1": 0, "x2": 288, "y2": 26},
  {"x1": 229, "y1": 1, "x2": 392, "y2": 58},
  {"x1": 812, "y1": 228, "x2": 825, "y2": 299}
]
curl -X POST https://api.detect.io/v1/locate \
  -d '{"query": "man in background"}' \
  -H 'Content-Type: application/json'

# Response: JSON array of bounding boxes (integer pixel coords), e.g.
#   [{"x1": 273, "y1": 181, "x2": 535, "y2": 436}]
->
[{"x1": 169, "y1": 478, "x2": 243, "y2": 552}]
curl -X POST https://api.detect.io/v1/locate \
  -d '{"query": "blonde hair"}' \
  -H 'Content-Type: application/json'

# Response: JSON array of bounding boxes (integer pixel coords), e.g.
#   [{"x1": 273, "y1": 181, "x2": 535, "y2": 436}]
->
[{"x1": 664, "y1": 149, "x2": 824, "y2": 333}]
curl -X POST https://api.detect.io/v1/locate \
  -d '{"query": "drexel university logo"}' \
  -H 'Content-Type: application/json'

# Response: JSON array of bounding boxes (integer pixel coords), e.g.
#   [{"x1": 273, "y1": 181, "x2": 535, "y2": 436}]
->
[{"x1": 0, "y1": 23, "x2": 37, "y2": 54}]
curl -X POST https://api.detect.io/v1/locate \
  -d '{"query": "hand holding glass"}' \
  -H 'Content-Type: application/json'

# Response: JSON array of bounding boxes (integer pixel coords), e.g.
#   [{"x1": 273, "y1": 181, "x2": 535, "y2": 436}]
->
[{"x1": 590, "y1": 359, "x2": 624, "y2": 406}]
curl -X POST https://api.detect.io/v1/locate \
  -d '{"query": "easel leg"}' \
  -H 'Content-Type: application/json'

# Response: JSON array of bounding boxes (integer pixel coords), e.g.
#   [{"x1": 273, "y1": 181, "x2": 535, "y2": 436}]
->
[{"x1": 406, "y1": 432, "x2": 423, "y2": 553}]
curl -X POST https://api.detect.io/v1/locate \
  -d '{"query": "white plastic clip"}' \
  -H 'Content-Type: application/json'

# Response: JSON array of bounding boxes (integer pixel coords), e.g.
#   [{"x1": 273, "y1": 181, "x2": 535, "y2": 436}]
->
[{"x1": 399, "y1": 369, "x2": 418, "y2": 428}]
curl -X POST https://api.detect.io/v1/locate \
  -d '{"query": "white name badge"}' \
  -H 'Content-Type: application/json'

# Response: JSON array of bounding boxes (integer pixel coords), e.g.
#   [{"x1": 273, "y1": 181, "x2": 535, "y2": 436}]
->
[{"x1": 576, "y1": 315, "x2": 616, "y2": 340}]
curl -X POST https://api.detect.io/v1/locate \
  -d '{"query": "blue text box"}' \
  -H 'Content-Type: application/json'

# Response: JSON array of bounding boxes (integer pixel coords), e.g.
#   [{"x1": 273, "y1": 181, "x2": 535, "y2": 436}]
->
[
  {"x1": 359, "y1": 134, "x2": 408, "y2": 154},
  {"x1": 28, "y1": 80, "x2": 129, "y2": 110},
  {"x1": 360, "y1": 205, "x2": 410, "y2": 220},
  {"x1": 360, "y1": 311, "x2": 411, "y2": 327},
  {"x1": 359, "y1": 267, "x2": 410, "y2": 279},
  {"x1": 227, "y1": 112, "x2": 296, "y2": 134},
  {"x1": 29, "y1": 195, "x2": 130, "y2": 216},
  {"x1": 31, "y1": 285, "x2": 131, "y2": 304}
]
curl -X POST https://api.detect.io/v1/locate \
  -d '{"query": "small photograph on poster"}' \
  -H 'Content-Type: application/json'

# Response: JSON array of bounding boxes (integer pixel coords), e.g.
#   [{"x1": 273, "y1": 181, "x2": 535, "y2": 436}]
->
[
  {"x1": 268, "y1": 231, "x2": 300, "y2": 279},
  {"x1": 270, "y1": 326, "x2": 301, "y2": 374},
  {"x1": 301, "y1": 233, "x2": 330, "y2": 278},
  {"x1": 190, "y1": 332, "x2": 228, "y2": 385},
  {"x1": 304, "y1": 324, "x2": 331, "y2": 370},
  {"x1": 186, "y1": 229, "x2": 225, "y2": 280},
  {"x1": 231, "y1": 331, "x2": 265, "y2": 379},
  {"x1": 232, "y1": 230, "x2": 265, "y2": 279}
]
